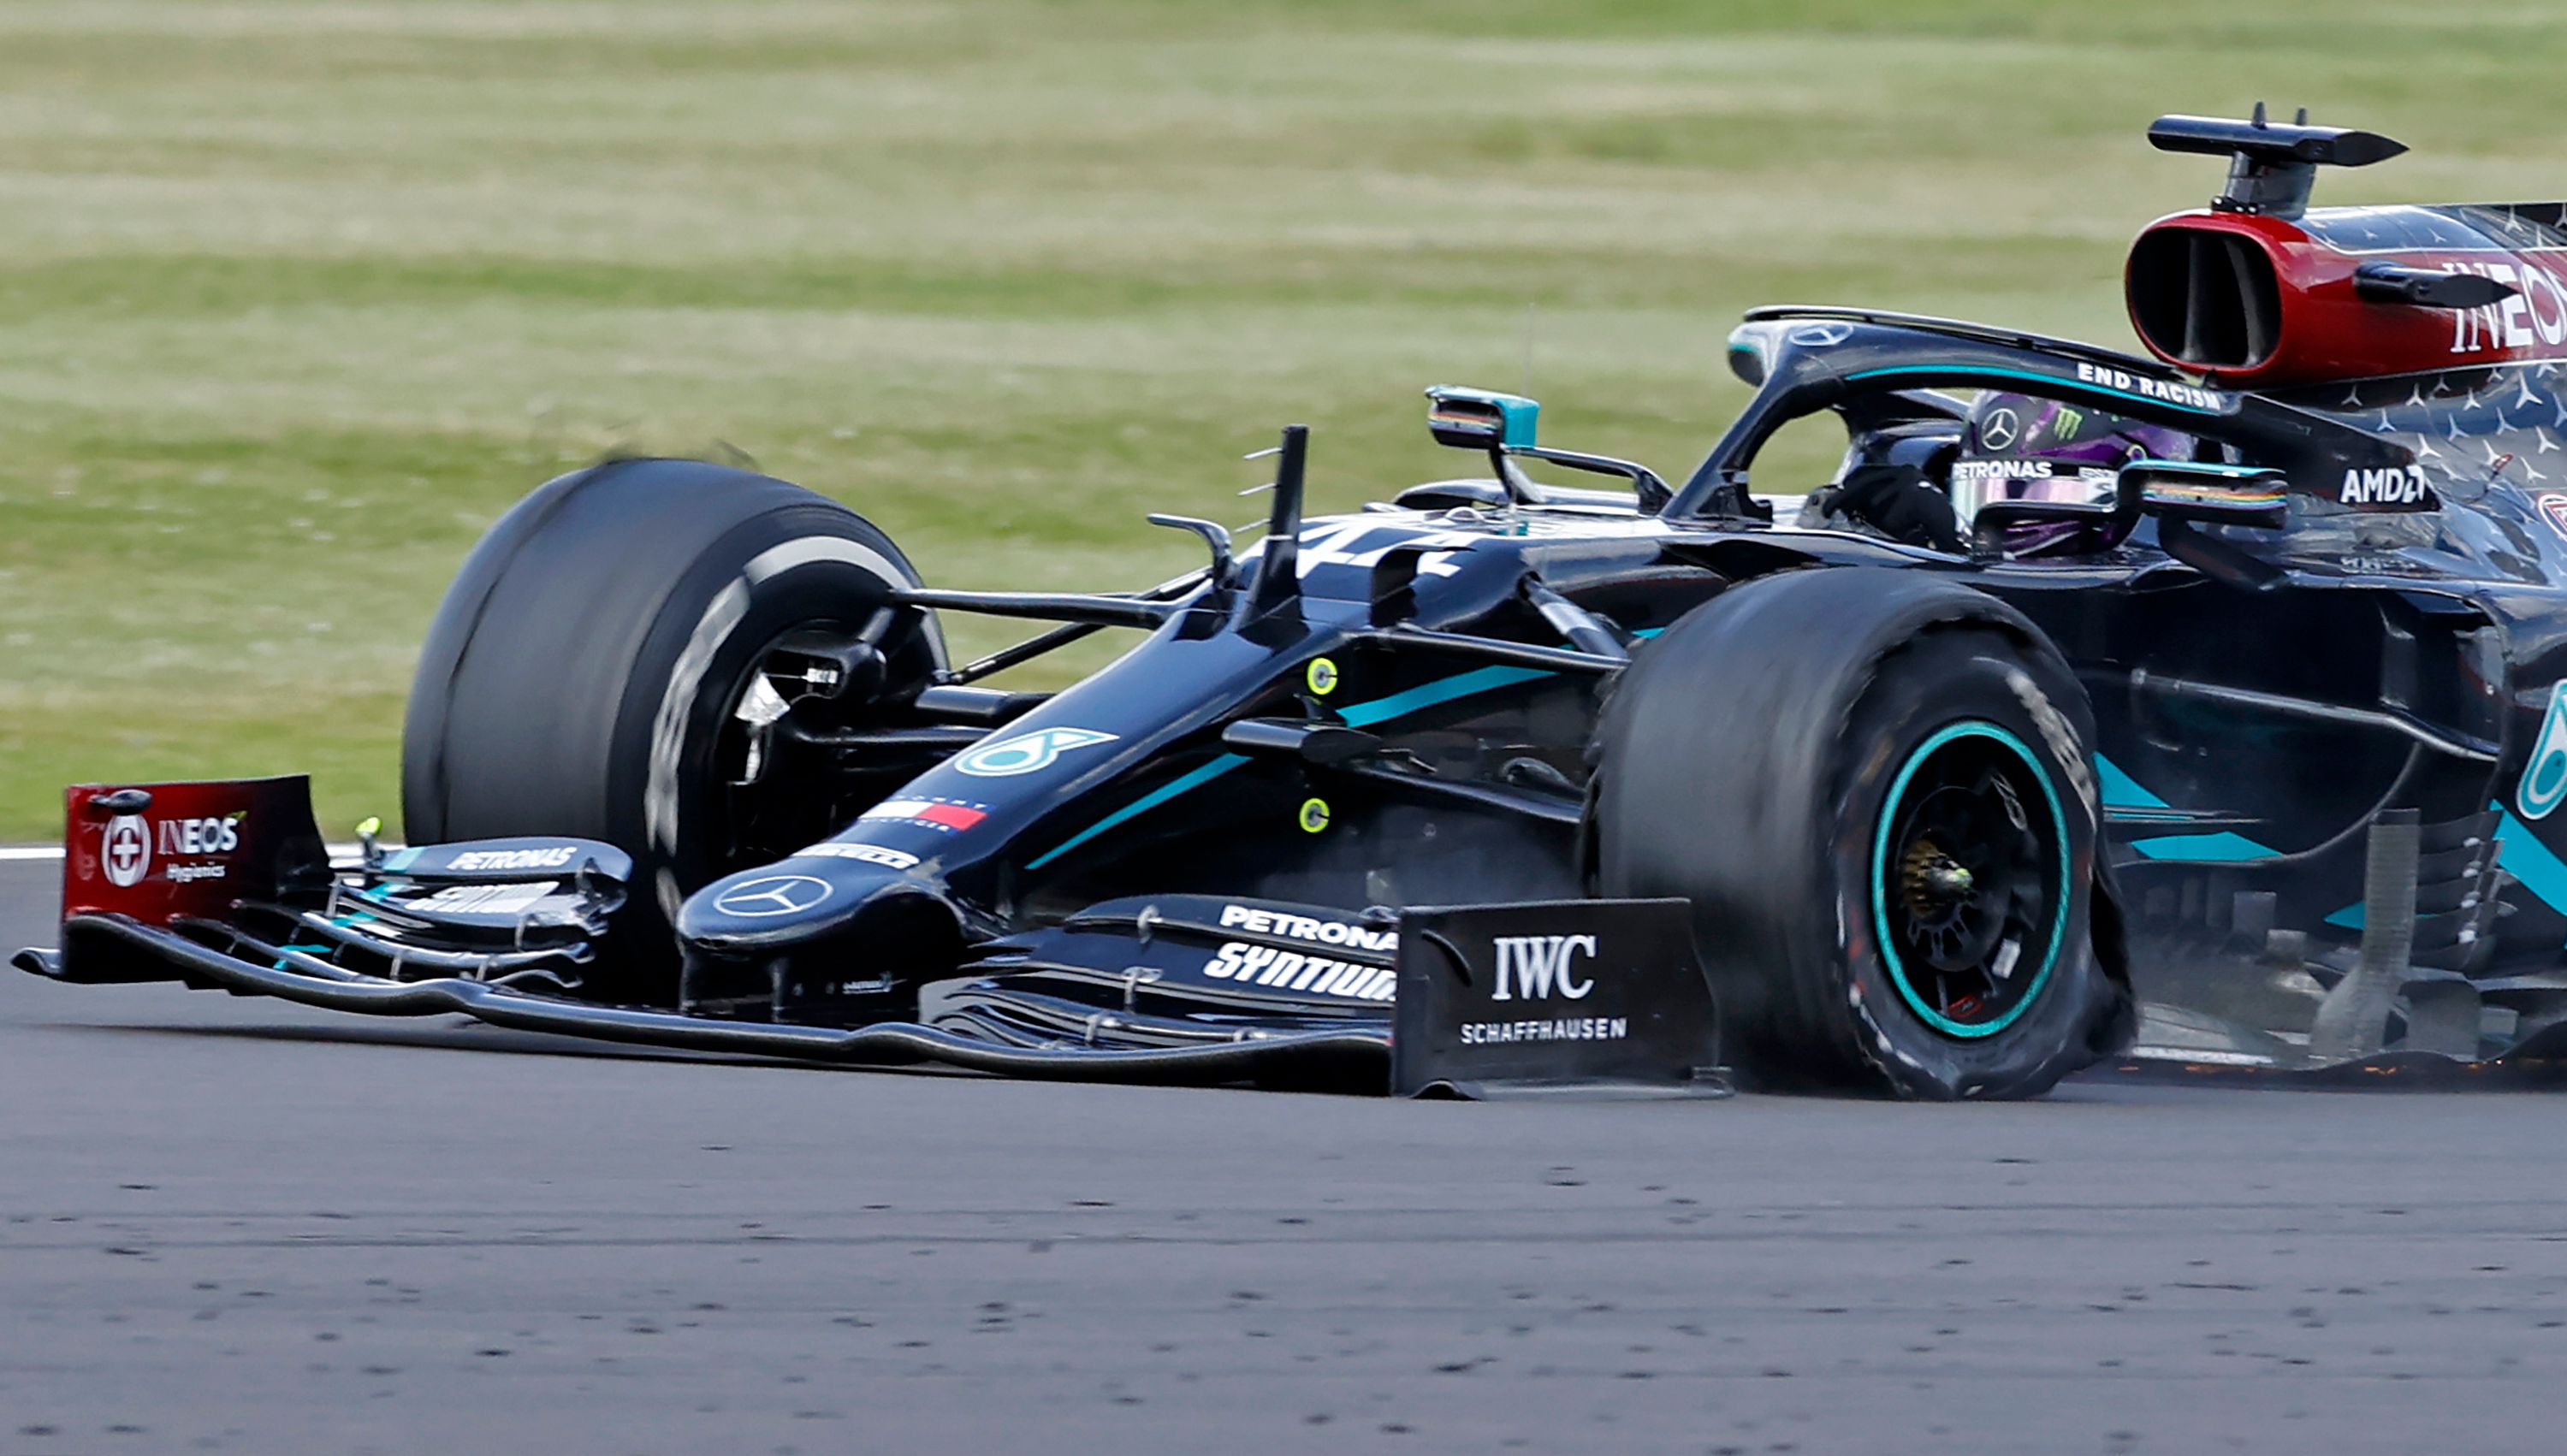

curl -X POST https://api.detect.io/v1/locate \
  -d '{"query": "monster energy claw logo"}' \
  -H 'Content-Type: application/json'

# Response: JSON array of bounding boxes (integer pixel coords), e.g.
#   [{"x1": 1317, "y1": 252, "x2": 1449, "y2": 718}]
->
[{"x1": 2520, "y1": 680, "x2": 2567, "y2": 821}]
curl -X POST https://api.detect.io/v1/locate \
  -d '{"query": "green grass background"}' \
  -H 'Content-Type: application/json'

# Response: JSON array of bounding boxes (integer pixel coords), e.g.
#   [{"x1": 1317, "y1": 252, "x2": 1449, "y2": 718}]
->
[{"x1": 4, "y1": 0, "x2": 2563, "y2": 839}]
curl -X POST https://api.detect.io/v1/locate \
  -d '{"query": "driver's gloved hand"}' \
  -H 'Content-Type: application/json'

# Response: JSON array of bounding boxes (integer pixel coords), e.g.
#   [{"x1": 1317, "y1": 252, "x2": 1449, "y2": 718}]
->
[{"x1": 1835, "y1": 462, "x2": 1964, "y2": 553}]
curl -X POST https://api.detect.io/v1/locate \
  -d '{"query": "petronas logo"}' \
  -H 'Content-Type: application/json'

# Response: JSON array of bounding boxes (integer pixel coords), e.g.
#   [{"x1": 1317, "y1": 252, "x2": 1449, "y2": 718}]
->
[{"x1": 2520, "y1": 681, "x2": 2567, "y2": 820}]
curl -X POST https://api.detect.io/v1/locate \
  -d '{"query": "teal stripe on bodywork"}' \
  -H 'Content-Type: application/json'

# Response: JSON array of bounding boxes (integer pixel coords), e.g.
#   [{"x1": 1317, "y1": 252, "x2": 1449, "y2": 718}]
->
[
  {"x1": 2495, "y1": 807, "x2": 2567, "y2": 915},
  {"x1": 2328, "y1": 803, "x2": 2567, "y2": 934},
  {"x1": 2096, "y1": 755, "x2": 2167, "y2": 809},
  {"x1": 1025, "y1": 753, "x2": 1252, "y2": 870},
  {"x1": 2126, "y1": 831, "x2": 2281, "y2": 862},
  {"x1": 1023, "y1": 639, "x2": 1653, "y2": 871},
  {"x1": 2097, "y1": 754, "x2": 2279, "y2": 861},
  {"x1": 1337, "y1": 665, "x2": 1550, "y2": 728},
  {"x1": 1336, "y1": 630, "x2": 1652, "y2": 730},
  {"x1": 1845, "y1": 364, "x2": 2226, "y2": 415}
]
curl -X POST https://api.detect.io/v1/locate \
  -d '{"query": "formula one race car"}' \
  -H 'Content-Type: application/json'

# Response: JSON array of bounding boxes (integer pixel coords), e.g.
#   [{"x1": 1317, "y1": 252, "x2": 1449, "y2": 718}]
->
[{"x1": 28, "y1": 109, "x2": 2567, "y2": 1098}]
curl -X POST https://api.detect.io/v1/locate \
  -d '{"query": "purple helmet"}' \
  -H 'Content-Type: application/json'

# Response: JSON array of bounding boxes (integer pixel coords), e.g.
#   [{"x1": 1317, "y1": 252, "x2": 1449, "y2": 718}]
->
[{"x1": 1948, "y1": 393, "x2": 2197, "y2": 528}]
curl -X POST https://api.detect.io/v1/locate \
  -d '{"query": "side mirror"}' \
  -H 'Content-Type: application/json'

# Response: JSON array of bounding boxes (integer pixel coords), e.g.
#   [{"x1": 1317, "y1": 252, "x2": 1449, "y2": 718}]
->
[
  {"x1": 2119, "y1": 459, "x2": 2287, "y2": 530},
  {"x1": 1426, "y1": 386, "x2": 1539, "y2": 452},
  {"x1": 1418, "y1": 385, "x2": 1673, "y2": 512}
]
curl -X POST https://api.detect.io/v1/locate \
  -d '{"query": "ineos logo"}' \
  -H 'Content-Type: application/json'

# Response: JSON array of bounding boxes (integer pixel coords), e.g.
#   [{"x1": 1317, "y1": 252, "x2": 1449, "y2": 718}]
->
[
  {"x1": 712, "y1": 875, "x2": 833, "y2": 918},
  {"x1": 1490, "y1": 934, "x2": 1597, "y2": 1002}
]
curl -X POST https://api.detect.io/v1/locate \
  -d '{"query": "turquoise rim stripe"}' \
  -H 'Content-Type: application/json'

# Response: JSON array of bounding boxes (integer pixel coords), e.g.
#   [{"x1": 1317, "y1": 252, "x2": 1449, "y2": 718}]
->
[
  {"x1": 1870, "y1": 722, "x2": 2072, "y2": 1039},
  {"x1": 1845, "y1": 364, "x2": 2226, "y2": 415},
  {"x1": 1025, "y1": 753, "x2": 1251, "y2": 869}
]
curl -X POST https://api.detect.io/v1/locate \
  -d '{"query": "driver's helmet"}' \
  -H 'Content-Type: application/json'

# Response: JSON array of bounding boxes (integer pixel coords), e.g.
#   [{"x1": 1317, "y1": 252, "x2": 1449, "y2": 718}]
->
[{"x1": 1947, "y1": 392, "x2": 2197, "y2": 525}]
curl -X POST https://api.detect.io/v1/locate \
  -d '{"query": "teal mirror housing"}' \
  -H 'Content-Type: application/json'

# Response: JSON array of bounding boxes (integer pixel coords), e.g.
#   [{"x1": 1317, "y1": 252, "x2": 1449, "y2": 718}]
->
[{"x1": 1425, "y1": 386, "x2": 1539, "y2": 452}]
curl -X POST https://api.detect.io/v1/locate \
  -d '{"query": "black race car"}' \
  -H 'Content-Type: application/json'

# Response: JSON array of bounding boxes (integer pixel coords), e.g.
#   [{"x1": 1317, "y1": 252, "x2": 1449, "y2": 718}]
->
[{"x1": 27, "y1": 111, "x2": 2567, "y2": 1098}]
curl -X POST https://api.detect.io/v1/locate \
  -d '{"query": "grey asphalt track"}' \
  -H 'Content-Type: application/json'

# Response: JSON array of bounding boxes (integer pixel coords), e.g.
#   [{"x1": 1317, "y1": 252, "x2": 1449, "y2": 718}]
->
[{"x1": 8, "y1": 857, "x2": 2567, "y2": 1455}]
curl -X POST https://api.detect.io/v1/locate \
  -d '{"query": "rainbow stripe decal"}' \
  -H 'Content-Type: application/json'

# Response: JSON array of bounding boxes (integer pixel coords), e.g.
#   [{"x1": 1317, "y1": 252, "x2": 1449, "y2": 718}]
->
[
  {"x1": 1429, "y1": 403, "x2": 1503, "y2": 438},
  {"x1": 2139, "y1": 476, "x2": 2286, "y2": 512}
]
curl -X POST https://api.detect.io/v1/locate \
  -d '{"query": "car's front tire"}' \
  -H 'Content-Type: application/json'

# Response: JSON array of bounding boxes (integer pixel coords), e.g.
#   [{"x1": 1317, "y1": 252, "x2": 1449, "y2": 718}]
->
[{"x1": 400, "y1": 458, "x2": 946, "y2": 1003}]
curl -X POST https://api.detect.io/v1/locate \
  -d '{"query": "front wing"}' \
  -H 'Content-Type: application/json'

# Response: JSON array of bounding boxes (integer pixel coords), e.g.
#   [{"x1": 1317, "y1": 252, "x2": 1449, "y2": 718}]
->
[{"x1": 17, "y1": 775, "x2": 1722, "y2": 1097}]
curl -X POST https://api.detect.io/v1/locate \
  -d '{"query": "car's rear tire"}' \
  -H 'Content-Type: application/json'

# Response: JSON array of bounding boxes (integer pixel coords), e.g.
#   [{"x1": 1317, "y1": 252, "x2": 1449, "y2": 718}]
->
[
  {"x1": 400, "y1": 458, "x2": 946, "y2": 1003},
  {"x1": 1589, "y1": 567, "x2": 2131, "y2": 1098}
]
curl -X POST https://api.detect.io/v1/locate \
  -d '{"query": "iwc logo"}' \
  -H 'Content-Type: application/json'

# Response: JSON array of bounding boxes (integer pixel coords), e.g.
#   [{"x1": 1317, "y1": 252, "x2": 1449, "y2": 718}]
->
[
  {"x1": 1489, "y1": 933, "x2": 1597, "y2": 1002},
  {"x1": 955, "y1": 727, "x2": 1118, "y2": 778}
]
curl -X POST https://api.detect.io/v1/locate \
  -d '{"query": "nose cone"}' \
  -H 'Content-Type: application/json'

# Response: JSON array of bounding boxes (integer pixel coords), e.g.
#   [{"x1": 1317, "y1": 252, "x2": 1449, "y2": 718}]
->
[{"x1": 679, "y1": 859, "x2": 950, "y2": 953}]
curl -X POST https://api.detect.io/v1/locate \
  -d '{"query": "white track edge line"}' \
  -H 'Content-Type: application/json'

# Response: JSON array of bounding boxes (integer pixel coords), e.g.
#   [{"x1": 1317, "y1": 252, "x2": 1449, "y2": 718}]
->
[{"x1": 0, "y1": 843, "x2": 383, "y2": 861}]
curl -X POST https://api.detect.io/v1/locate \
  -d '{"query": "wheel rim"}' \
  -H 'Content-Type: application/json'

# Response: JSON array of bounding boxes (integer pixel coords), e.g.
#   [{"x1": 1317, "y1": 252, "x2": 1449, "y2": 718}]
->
[
  {"x1": 708, "y1": 605, "x2": 942, "y2": 867},
  {"x1": 1869, "y1": 721, "x2": 2071, "y2": 1039}
]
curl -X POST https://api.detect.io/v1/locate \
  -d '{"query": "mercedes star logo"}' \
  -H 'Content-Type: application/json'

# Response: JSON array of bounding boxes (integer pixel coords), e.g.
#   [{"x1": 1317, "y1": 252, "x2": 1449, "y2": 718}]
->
[
  {"x1": 712, "y1": 874, "x2": 833, "y2": 918},
  {"x1": 1786, "y1": 321, "x2": 1853, "y2": 347},
  {"x1": 1978, "y1": 406, "x2": 2022, "y2": 453}
]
